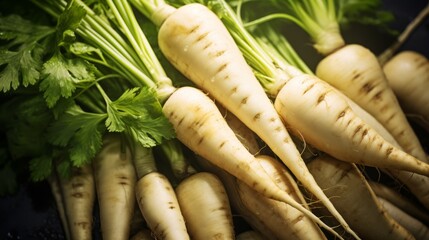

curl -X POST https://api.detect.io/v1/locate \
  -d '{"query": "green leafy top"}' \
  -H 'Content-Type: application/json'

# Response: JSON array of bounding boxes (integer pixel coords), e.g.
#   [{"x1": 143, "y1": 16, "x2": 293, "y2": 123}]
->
[
  {"x1": 251, "y1": 0, "x2": 395, "y2": 55},
  {"x1": 0, "y1": 15, "x2": 54, "y2": 92},
  {"x1": 0, "y1": 0, "x2": 177, "y2": 184}
]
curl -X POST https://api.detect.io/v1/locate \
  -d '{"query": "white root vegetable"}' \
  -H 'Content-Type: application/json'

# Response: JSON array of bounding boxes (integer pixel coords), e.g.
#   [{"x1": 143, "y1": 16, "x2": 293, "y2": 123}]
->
[
  {"x1": 273, "y1": 73, "x2": 429, "y2": 176},
  {"x1": 132, "y1": 141, "x2": 189, "y2": 240},
  {"x1": 306, "y1": 154, "x2": 414, "y2": 240},
  {"x1": 222, "y1": 105, "x2": 325, "y2": 239},
  {"x1": 196, "y1": 154, "x2": 327, "y2": 240},
  {"x1": 48, "y1": 173, "x2": 70, "y2": 240},
  {"x1": 175, "y1": 171, "x2": 235, "y2": 240},
  {"x1": 252, "y1": 155, "x2": 327, "y2": 240},
  {"x1": 316, "y1": 44, "x2": 427, "y2": 162},
  {"x1": 377, "y1": 197, "x2": 429, "y2": 240},
  {"x1": 92, "y1": 133, "x2": 136, "y2": 240},
  {"x1": 221, "y1": 107, "x2": 261, "y2": 156},
  {"x1": 163, "y1": 86, "x2": 342, "y2": 239},
  {"x1": 383, "y1": 51, "x2": 429, "y2": 132},
  {"x1": 369, "y1": 181, "x2": 429, "y2": 224},
  {"x1": 353, "y1": 98, "x2": 429, "y2": 211},
  {"x1": 59, "y1": 164, "x2": 95, "y2": 240},
  {"x1": 136, "y1": 171, "x2": 189, "y2": 240},
  {"x1": 146, "y1": 3, "x2": 355, "y2": 237}
]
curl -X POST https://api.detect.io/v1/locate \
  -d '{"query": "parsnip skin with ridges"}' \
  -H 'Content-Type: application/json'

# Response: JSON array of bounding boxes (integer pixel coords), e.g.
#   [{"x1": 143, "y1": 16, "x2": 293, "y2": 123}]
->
[
  {"x1": 223, "y1": 108, "x2": 325, "y2": 239},
  {"x1": 176, "y1": 172, "x2": 234, "y2": 240},
  {"x1": 156, "y1": 4, "x2": 354, "y2": 237},
  {"x1": 316, "y1": 44, "x2": 426, "y2": 161},
  {"x1": 369, "y1": 182, "x2": 429, "y2": 223},
  {"x1": 48, "y1": 174, "x2": 70, "y2": 240},
  {"x1": 163, "y1": 86, "x2": 342, "y2": 238},
  {"x1": 195, "y1": 154, "x2": 327, "y2": 240},
  {"x1": 307, "y1": 155, "x2": 414, "y2": 240},
  {"x1": 93, "y1": 134, "x2": 136, "y2": 240},
  {"x1": 274, "y1": 74, "x2": 429, "y2": 176},
  {"x1": 383, "y1": 51, "x2": 429, "y2": 131},
  {"x1": 377, "y1": 197, "x2": 429, "y2": 240},
  {"x1": 136, "y1": 172, "x2": 189, "y2": 240},
  {"x1": 385, "y1": 169, "x2": 429, "y2": 211},
  {"x1": 60, "y1": 164, "x2": 95, "y2": 240},
  {"x1": 252, "y1": 155, "x2": 327, "y2": 240}
]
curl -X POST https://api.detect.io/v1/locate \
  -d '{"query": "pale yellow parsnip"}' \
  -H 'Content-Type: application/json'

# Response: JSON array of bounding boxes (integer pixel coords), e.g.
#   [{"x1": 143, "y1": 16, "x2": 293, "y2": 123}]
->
[
  {"x1": 307, "y1": 155, "x2": 414, "y2": 240},
  {"x1": 136, "y1": 172, "x2": 189, "y2": 240},
  {"x1": 155, "y1": 4, "x2": 355, "y2": 238},
  {"x1": 162, "y1": 86, "x2": 343, "y2": 239},
  {"x1": 383, "y1": 51, "x2": 429, "y2": 131},
  {"x1": 316, "y1": 44, "x2": 426, "y2": 161},
  {"x1": 176, "y1": 172, "x2": 235, "y2": 240},
  {"x1": 59, "y1": 164, "x2": 95, "y2": 240},
  {"x1": 93, "y1": 134, "x2": 136, "y2": 240},
  {"x1": 274, "y1": 73, "x2": 429, "y2": 176}
]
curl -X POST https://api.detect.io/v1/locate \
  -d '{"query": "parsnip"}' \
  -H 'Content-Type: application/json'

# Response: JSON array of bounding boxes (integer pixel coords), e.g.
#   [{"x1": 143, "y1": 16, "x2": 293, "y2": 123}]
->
[
  {"x1": 131, "y1": 2, "x2": 358, "y2": 236},
  {"x1": 383, "y1": 51, "x2": 429, "y2": 132},
  {"x1": 163, "y1": 86, "x2": 341, "y2": 238},
  {"x1": 176, "y1": 172, "x2": 235, "y2": 240},
  {"x1": 93, "y1": 133, "x2": 136, "y2": 240},
  {"x1": 133, "y1": 143, "x2": 189, "y2": 240},
  {"x1": 306, "y1": 154, "x2": 414, "y2": 240},
  {"x1": 369, "y1": 181, "x2": 429, "y2": 224},
  {"x1": 274, "y1": 73, "x2": 429, "y2": 176},
  {"x1": 59, "y1": 164, "x2": 95, "y2": 240},
  {"x1": 377, "y1": 197, "x2": 429, "y2": 240},
  {"x1": 48, "y1": 173, "x2": 70, "y2": 240}
]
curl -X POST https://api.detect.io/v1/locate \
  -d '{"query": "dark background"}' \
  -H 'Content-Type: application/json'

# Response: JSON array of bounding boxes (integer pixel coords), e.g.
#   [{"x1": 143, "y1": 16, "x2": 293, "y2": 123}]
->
[{"x1": 1, "y1": 0, "x2": 429, "y2": 239}]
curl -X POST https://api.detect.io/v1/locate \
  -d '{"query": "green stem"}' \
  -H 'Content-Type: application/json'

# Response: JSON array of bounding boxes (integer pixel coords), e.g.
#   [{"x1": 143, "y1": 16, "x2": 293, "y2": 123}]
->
[
  {"x1": 159, "y1": 139, "x2": 196, "y2": 181},
  {"x1": 107, "y1": 0, "x2": 176, "y2": 102},
  {"x1": 133, "y1": 144, "x2": 158, "y2": 179}
]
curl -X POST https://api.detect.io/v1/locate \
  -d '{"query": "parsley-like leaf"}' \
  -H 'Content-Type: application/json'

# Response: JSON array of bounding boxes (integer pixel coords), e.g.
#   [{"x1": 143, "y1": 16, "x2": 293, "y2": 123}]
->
[
  {"x1": 47, "y1": 104, "x2": 106, "y2": 166},
  {"x1": 106, "y1": 87, "x2": 175, "y2": 147},
  {"x1": 29, "y1": 155, "x2": 53, "y2": 182},
  {"x1": 39, "y1": 53, "x2": 96, "y2": 107},
  {"x1": 0, "y1": 15, "x2": 54, "y2": 92}
]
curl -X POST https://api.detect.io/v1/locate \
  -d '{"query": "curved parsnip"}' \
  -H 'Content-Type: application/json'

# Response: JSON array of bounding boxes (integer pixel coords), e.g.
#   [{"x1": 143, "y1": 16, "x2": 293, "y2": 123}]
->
[
  {"x1": 59, "y1": 164, "x2": 95, "y2": 240},
  {"x1": 274, "y1": 74, "x2": 429, "y2": 176},
  {"x1": 383, "y1": 51, "x2": 429, "y2": 132},
  {"x1": 377, "y1": 197, "x2": 429, "y2": 240},
  {"x1": 176, "y1": 172, "x2": 235, "y2": 240},
  {"x1": 196, "y1": 154, "x2": 327, "y2": 240},
  {"x1": 163, "y1": 86, "x2": 342, "y2": 239},
  {"x1": 222, "y1": 105, "x2": 325, "y2": 239},
  {"x1": 222, "y1": 107, "x2": 261, "y2": 156},
  {"x1": 93, "y1": 133, "x2": 136, "y2": 240},
  {"x1": 253, "y1": 155, "x2": 327, "y2": 240},
  {"x1": 48, "y1": 173, "x2": 70, "y2": 240},
  {"x1": 148, "y1": 3, "x2": 354, "y2": 237},
  {"x1": 136, "y1": 172, "x2": 189, "y2": 240},
  {"x1": 306, "y1": 154, "x2": 414, "y2": 240},
  {"x1": 133, "y1": 139, "x2": 189, "y2": 240},
  {"x1": 369, "y1": 182, "x2": 429, "y2": 224},
  {"x1": 316, "y1": 44, "x2": 426, "y2": 162}
]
